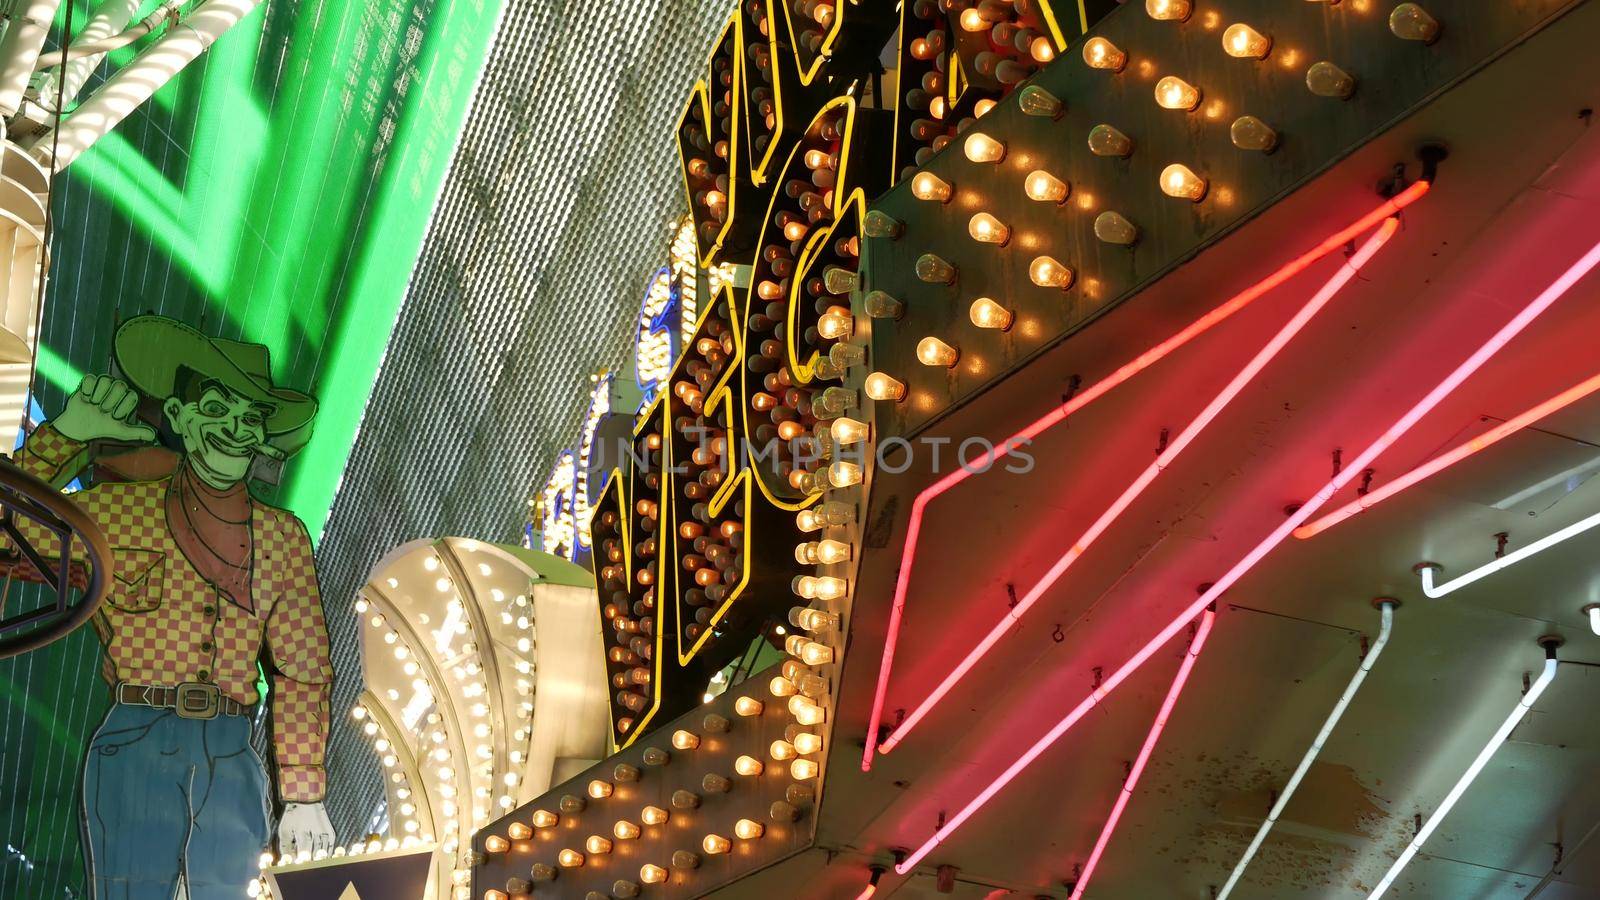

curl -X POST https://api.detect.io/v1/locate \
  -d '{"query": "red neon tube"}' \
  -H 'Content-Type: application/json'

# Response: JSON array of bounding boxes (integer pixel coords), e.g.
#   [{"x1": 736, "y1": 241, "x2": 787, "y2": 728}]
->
[
  {"x1": 854, "y1": 886, "x2": 876, "y2": 900},
  {"x1": 862, "y1": 180, "x2": 1430, "y2": 771},
  {"x1": 1294, "y1": 369, "x2": 1600, "y2": 539},
  {"x1": 894, "y1": 229, "x2": 1600, "y2": 876},
  {"x1": 877, "y1": 217, "x2": 1400, "y2": 757},
  {"x1": 1069, "y1": 607, "x2": 1216, "y2": 900}
]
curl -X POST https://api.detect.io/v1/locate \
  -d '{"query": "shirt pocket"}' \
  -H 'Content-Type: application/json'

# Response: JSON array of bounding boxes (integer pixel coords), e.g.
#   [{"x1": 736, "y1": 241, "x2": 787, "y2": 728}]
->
[{"x1": 104, "y1": 548, "x2": 165, "y2": 613}]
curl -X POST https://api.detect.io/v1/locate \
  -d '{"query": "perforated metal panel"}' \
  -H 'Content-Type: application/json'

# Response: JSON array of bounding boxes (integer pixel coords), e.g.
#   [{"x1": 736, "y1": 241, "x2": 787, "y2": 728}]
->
[{"x1": 315, "y1": 0, "x2": 737, "y2": 838}]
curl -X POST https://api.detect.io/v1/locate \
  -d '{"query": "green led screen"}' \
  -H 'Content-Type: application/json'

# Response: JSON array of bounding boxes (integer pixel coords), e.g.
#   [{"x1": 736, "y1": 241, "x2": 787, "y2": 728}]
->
[{"x1": 0, "y1": 0, "x2": 504, "y2": 892}]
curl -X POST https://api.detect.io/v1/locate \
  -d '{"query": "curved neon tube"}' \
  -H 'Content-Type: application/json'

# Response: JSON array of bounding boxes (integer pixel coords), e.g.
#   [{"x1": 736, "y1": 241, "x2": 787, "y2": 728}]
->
[
  {"x1": 1217, "y1": 601, "x2": 1395, "y2": 899},
  {"x1": 1588, "y1": 606, "x2": 1600, "y2": 637},
  {"x1": 1069, "y1": 608, "x2": 1216, "y2": 900},
  {"x1": 1420, "y1": 506, "x2": 1600, "y2": 598},
  {"x1": 1296, "y1": 370, "x2": 1600, "y2": 539},
  {"x1": 894, "y1": 228, "x2": 1600, "y2": 877},
  {"x1": 879, "y1": 218, "x2": 1400, "y2": 758},
  {"x1": 862, "y1": 181, "x2": 1431, "y2": 771},
  {"x1": 1367, "y1": 651, "x2": 1559, "y2": 899}
]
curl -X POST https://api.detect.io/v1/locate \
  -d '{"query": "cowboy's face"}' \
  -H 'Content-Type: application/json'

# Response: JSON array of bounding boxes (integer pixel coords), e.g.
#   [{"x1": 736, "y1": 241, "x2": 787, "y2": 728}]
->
[{"x1": 163, "y1": 384, "x2": 271, "y2": 488}]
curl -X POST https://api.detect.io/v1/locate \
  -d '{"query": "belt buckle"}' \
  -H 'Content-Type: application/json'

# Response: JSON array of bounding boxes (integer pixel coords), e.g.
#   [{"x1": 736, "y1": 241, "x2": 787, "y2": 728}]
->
[{"x1": 174, "y1": 682, "x2": 221, "y2": 720}]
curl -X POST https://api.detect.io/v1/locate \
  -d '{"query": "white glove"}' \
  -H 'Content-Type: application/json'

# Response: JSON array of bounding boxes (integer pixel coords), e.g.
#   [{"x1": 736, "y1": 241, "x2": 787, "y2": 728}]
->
[{"x1": 277, "y1": 802, "x2": 335, "y2": 859}]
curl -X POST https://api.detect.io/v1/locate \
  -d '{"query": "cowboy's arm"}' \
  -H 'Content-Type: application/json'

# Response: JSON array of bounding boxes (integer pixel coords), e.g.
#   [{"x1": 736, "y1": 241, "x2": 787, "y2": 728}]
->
[
  {"x1": 265, "y1": 516, "x2": 334, "y2": 806},
  {"x1": 17, "y1": 375, "x2": 156, "y2": 489}
]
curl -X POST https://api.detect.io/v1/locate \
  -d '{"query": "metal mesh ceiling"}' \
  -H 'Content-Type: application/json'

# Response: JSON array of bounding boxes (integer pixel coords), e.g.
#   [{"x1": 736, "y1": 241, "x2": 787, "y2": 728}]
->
[{"x1": 315, "y1": 0, "x2": 736, "y2": 836}]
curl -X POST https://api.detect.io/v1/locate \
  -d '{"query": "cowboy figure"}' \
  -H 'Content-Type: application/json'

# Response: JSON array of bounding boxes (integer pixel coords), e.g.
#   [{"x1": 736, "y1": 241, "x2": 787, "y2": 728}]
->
[{"x1": 11, "y1": 316, "x2": 335, "y2": 899}]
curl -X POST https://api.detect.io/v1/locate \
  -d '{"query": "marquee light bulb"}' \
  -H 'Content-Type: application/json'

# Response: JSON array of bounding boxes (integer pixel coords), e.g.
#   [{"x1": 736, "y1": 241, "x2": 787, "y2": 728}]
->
[
  {"x1": 531, "y1": 810, "x2": 558, "y2": 828},
  {"x1": 640, "y1": 864, "x2": 667, "y2": 884},
  {"x1": 817, "y1": 310, "x2": 854, "y2": 340},
  {"x1": 864, "y1": 372, "x2": 906, "y2": 401},
  {"x1": 1230, "y1": 115, "x2": 1278, "y2": 152},
  {"x1": 823, "y1": 266, "x2": 859, "y2": 294},
  {"x1": 969, "y1": 297, "x2": 1013, "y2": 330},
  {"x1": 1155, "y1": 76, "x2": 1201, "y2": 110},
  {"x1": 791, "y1": 606, "x2": 839, "y2": 631},
  {"x1": 1030, "y1": 35, "x2": 1055, "y2": 62},
  {"x1": 1306, "y1": 61, "x2": 1356, "y2": 98},
  {"x1": 963, "y1": 132, "x2": 1005, "y2": 163},
  {"x1": 1017, "y1": 85, "x2": 1063, "y2": 118},
  {"x1": 703, "y1": 834, "x2": 731, "y2": 855},
  {"x1": 558, "y1": 849, "x2": 585, "y2": 868},
  {"x1": 815, "y1": 538, "x2": 852, "y2": 564},
  {"x1": 588, "y1": 780, "x2": 613, "y2": 798},
  {"x1": 959, "y1": 7, "x2": 986, "y2": 30},
  {"x1": 1087, "y1": 124, "x2": 1133, "y2": 158},
  {"x1": 791, "y1": 759, "x2": 819, "y2": 780},
  {"x1": 915, "y1": 253, "x2": 956, "y2": 284},
  {"x1": 671, "y1": 730, "x2": 700, "y2": 750},
  {"x1": 910, "y1": 171, "x2": 952, "y2": 203},
  {"x1": 799, "y1": 641, "x2": 835, "y2": 666},
  {"x1": 1146, "y1": 0, "x2": 1191, "y2": 20},
  {"x1": 771, "y1": 739, "x2": 797, "y2": 760},
  {"x1": 735, "y1": 755, "x2": 765, "y2": 776},
  {"x1": 734, "y1": 819, "x2": 765, "y2": 840},
  {"x1": 968, "y1": 212, "x2": 1010, "y2": 245},
  {"x1": 770, "y1": 676, "x2": 798, "y2": 698},
  {"x1": 1029, "y1": 256, "x2": 1074, "y2": 289},
  {"x1": 1082, "y1": 37, "x2": 1126, "y2": 71},
  {"x1": 734, "y1": 696, "x2": 765, "y2": 716},
  {"x1": 1160, "y1": 164, "x2": 1208, "y2": 201},
  {"x1": 831, "y1": 417, "x2": 868, "y2": 444},
  {"x1": 586, "y1": 835, "x2": 613, "y2": 855},
  {"x1": 1025, "y1": 170, "x2": 1068, "y2": 203},
  {"x1": 484, "y1": 835, "x2": 509, "y2": 854},
  {"x1": 508, "y1": 822, "x2": 532, "y2": 841},
  {"x1": 794, "y1": 732, "x2": 823, "y2": 754},
  {"x1": 1095, "y1": 212, "x2": 1140, "y2": 245},
  {"x1": 828, "y1": 460, "x2": 862, "y2": 488},
  {"x1": 864, "y1": 290, "x2": 903, "y2": 319},
  {"x1": 917, "y1": 337, "x2": 959, "y2": 367},
  {"x1": 614, "y1": 820, "x2": 641, "y2": 840},
  {"x1": 1223, "y1": 23, "x2": 1272, "y2": 58},
  {"x1": 1389, "y1": 3, "x2": 1440, "y2": 42},
  {"x1": 641, "y1": 806, "x2": 669, "y2": 826},
  {"x1": 862, "y1": 210, "x2": 903, "y2": 238},
  {"x1": 789, "y1": 694, "x2": 827, "y2": 725}
]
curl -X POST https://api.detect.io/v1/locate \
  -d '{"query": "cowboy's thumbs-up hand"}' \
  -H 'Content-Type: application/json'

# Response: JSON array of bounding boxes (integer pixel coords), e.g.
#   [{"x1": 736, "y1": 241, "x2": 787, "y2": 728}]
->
[{"x1": 52, "y1": 375, "x2": 158, "y2": 444}]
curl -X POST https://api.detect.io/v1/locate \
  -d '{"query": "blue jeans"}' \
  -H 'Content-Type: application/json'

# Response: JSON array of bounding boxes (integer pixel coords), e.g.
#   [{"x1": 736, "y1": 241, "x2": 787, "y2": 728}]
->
[{"x1": 83, "y1": 704, "x2": 271, "y2": 900}]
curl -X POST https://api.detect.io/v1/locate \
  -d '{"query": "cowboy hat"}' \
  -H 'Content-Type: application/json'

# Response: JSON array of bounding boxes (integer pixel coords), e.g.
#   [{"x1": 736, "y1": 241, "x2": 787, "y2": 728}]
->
[{"x1": 112, "y1": 316, "x2": 318, "y2": 454}]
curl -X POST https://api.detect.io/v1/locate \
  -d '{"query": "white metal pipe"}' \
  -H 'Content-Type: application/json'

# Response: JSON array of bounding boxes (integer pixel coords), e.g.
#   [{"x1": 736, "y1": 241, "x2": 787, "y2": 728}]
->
[
  {"x1": 1368, "y1": 650, "x2": 1560, "y2": 899},
  {"x1": 0, "y1": 0, "x2": 64, "y2": 117},
  {"x1": 1217, "y1": 600, "x2": 1396, "y2": 899},
  {"x1": 26, "y1": 0, "x2": 262, "y2": 169},
  {"x1": 37, "y1": 0, "x2": 162, "y2": 106}
]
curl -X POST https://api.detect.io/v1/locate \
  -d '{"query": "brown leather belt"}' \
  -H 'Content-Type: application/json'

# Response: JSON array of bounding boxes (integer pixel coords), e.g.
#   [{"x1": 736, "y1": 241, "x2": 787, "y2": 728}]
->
[{"x1": 116, "y1": 682, "x2": 252, "y2": 719}]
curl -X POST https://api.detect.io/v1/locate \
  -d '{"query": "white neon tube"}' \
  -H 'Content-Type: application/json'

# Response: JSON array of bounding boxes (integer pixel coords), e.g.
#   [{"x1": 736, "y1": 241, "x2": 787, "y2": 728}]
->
[
  {"x1": 1588, "y1": 605, "x2": 1600, "y2": 637},
  {"x1": 1367, "y1": 651, "x2": 1560, "y2": 899},
  {"x1": 1420, "y1": 507, "x2": 1600, "y2": 598},
  {"x1": 1217, "y1": 600, "x2": 1395, "y2": 899}
]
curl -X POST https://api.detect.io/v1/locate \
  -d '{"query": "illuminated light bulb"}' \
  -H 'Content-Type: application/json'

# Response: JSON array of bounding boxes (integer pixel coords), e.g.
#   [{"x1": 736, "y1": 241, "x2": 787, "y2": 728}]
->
[
  {"x1": 791, "y1": 758, "x2": 820, "y2": 780},
  {"x1": 827, "y1": 461, "x2": 862, "y2": 488},
  {"x1": 735, "y1": 755, "x2": 765, "y2": 776},
  {"x1": 910, "y1": 171, "x2": 952, "y2": 203},
  {"x1": 968, "y1": 212, "x2": 1010, "y2": 245},
  {"x1": 815, "y1": 539, "x2": 851, "y2": 564},
  {"x1": 1389, "y1": 3, "x2": 1440, "y2": 42},
  {"x1": 485, "y1": 835, "x2": 510, "y2": 854},
  {"x1": 1025, "y1": 170, "x2": 1069, "y2": 203},
  {"x1": 1306, "y1": 61, "x2": 1356, "y2": 98},
  {"x1": 350, "y1": 706, "x2": 367, "y2": 720},
  {"x1": 484, "y1": 892, "x2": 507, "y2": 900},
  {"x1": 640, "y1": 864, "x2": 667, "y2": 884},
  {"x1": 1029, "y1": 256, "x2": 1074, "y2": 290},
  {"x1": 585, "y1": 835, "x2": 613, "y2": 855},
  {"x1": 612, "y1": 819, "x2": 641, "y2": 841},
  {"x1": 790, "y1": 606, "x2": 839, "y2": 631},
  {"x1": 1094, "y1": 211, "x2": 1140, "y2": 245},
  {"x1": 735, "y1": 696, "x2": 765, "y2": 717},
  {"x1": 353, "y1": 598, "x2": 369, "y2": 613},
  {"x1": 641, "y1": 806, "x2": 669, "y2": 826},
  {"x1": 1160, "y1": 164, "x2": 1208, "y2": 201},
  {"x1": 974, "y1": 99, "x2": 996, "y2": 118},
  {"x1": 915, "y1": 253, "x2": 956, "y2": 284},
  {"x1": 588, "y1": 779, "x2": 613, "y2": 799},
  {"x1": 1223, "y1": 23, "x2": 1272, "y2": 58},
  {"x1": 959, "y1": 7, "x2": 986, "y2": 30},
  {"x1": 703, "y1": 834, "x2": 731, "y2": 855},
  {"x1": 1155, "y1": 76, "x2": 1201, "y2": 110},
  {"x1": 1230, "y1": 115, "x2": 1278, "y2": 152},
  {"x1": 1017, "y1": 85, "x2": 1063, "y2": 119},
  {"x1": 1082, "y1": 36, "x2": 1126, "y2": 71},
  {"x1": 771, "y1": 739, "x2": 797, "y2": 761},
  {"x1": 508, "y1": 822, "x2": 532, "y2": 841},
  {"x1": 916, "y1": 337, "x2": 959, "y2": 368},
  {"x1": 864, "y1": 290, "x2": 903, "y2": 319},
  {"x1": 963, "y1": 132, "x2": 1005, "y2": 163},
  {"x1": 423, "y1": 555, "x2": 439, "y2": 571},
  {"x1": 1146, "y1": 0, "x2": 1191, "y2": 20},
  {"x1": 817, "y1": 310, "x2": 853, "y2": 339},
  {"x1": 789, "y1": 694, "x2": 827, "y2": 726},
  {"x1": 671, "y1": 730, "x2": 701, "y2": 751},
  {"x1": 735, "y1": 819, "x2": 765, "y2": 840},
  {"x1": 865, "y1": 372, "x2": 906, "y2": 402},
  {"x1": 1087, "y1": 124, "x2": 1133, "y2": 158},
  {"x1": 969, "y1": 297, "x2": 1013, "y2": 330},
  {"x1": 799, "y1": 641, "x2": 835, "y2": 666},
  {"x1": 770, "y1": 676, "x2": 798, "y2": 698},
  {"x1": 823, "y1": 266, "x2": 859, "y2": 294},
  {"x1": 862, "y1": 210, "x2": 902, "y2": 238},
  {"x1": 794, "y1": 732, "x2": 823, "y2": 754},
  {"x1": 830, "y1": 417, "x2": 868, "y2": 444},
  {"x1": 558, "y1": 849, "x2": 585, "y2": 868}
]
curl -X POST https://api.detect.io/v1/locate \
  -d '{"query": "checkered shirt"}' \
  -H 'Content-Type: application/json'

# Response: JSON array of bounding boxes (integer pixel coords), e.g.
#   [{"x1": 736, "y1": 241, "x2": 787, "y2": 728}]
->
[{"x1": 15, "y1": 425, "x2": 334, "y2": 803}]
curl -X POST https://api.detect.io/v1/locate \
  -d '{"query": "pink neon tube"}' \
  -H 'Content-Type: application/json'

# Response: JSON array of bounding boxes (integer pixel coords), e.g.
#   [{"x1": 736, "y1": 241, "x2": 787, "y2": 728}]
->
[
  {"x1": 894, "y1": 229, "x2": 1600, "y2": 876},
  {"x1": 878, "y1": 217, "x2": 1399, "y2": 756},
  {"x1": 1294, "y1": 369, "x2": 1600, "y2": 539},
  {"x1": 1069, "y1": 608, "x2": 1216, "y2": 900},
  {"x1": 862, "y1": 181, "x2": 1430, "y2": 771}
]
